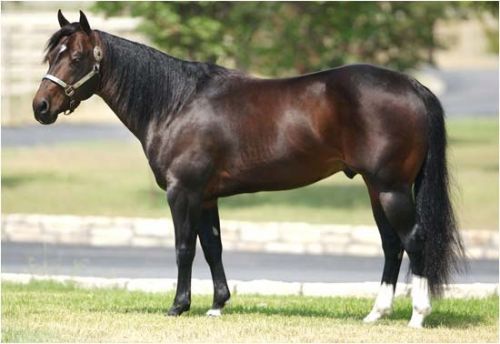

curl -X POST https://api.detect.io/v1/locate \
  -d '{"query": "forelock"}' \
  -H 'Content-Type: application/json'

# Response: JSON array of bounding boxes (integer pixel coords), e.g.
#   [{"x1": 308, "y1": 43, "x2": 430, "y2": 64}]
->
[{"x1": 43, "y1": 23, "x2": 81, "y2": 62}]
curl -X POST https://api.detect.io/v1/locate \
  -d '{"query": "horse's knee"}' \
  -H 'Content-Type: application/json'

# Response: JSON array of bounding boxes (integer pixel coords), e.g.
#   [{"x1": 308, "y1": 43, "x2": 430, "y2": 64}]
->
[{"x1": 176, "y1": 246, "x2": 196, "y2": 267}]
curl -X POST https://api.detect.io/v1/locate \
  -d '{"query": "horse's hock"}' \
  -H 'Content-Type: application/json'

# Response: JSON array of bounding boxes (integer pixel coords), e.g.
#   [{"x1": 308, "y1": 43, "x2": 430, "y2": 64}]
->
[{"x1": 1, "y1": 213, "x2": 497, "y2": 260}]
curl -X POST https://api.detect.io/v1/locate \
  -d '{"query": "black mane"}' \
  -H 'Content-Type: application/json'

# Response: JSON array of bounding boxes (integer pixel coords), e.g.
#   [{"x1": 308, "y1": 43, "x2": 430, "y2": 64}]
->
[{"x1": 97, "y1": 30, "x2": 240, "y2": 131}]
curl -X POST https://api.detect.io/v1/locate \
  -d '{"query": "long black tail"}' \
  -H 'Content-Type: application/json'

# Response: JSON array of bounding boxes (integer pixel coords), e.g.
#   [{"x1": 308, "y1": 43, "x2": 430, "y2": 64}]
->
[{"x1": 412, "y1": 80, "x2": 465, "y2": 296}]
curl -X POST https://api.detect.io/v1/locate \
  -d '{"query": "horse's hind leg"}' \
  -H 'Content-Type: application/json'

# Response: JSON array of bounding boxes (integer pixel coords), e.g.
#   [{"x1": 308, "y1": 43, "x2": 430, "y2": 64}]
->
[
  {"x1": 198, "y1": 203, "x2": 231, "y2": 316},
  {"x1": 373, "y1": 182, "x2": 431, "y2": 328},
  {"x1": 363, "y1": 181, "x2": 404, "y2": 323}
]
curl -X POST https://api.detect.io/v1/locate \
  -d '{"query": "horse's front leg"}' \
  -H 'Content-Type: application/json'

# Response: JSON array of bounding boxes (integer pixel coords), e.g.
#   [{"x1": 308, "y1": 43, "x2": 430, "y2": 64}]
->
[
  {"x1": 166, "y1": 184, "x2": 202, "y2": 316},
  {"x1": 198, "y1": 203, "x2": 231, "y2": 316}
]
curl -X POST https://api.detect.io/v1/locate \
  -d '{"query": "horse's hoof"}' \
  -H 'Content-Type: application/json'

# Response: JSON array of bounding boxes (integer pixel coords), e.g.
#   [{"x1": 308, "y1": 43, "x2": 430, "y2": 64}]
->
[
  {"x1": 408, "y1": 307, "x2": 430, "y2": 328},
  {"x1": 166, "y1": 304, "x2": 190, "y2": 317},
  {"x1": 408, "y1": 321, "x2": 423, "y2": 329},
  {"x1": 166, "y1": 308, "x2": 182, "y2": 316},
  {"x1": 363, "y1": 307, "x2": 391, "y2": 323},
  {"x1": 363, "y1": 311, "x2": 382, "y2": 323},
  {"x1": 206, "y1": 308, "x2": 222, "y2": 317}
]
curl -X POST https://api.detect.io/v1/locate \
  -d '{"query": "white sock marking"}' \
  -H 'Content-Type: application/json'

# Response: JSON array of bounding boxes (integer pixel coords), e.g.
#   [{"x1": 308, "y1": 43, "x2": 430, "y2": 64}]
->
[
  {"x1": 408, "y1": 275, "x2": 432, "y2": 328},
  {"x1": 363, "y1": 282, "x2": 394, "y2": 323},
  {"x1": 206, "y1": 308, "x2": 221, "y2": 317}
]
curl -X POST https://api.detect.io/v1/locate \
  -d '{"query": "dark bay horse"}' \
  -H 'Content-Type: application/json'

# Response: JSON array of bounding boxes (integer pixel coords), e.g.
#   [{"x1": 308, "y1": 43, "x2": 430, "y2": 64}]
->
[{"x1": 33, "y1": 11, "x2": 464, "y2": 328}]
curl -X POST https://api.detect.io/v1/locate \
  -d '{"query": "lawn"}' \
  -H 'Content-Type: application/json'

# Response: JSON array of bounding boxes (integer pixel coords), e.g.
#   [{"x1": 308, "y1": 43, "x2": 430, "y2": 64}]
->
[
  {"x1": 1, "y1": 118, "x2": 498, "y2": 230},
  {"x1": 1, "y1": 280, "x2": 498, "y2": 343}
]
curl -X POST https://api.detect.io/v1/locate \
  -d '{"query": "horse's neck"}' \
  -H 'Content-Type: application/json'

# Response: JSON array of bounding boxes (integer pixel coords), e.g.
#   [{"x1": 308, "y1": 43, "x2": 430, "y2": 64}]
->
[{"x1": 95, "y1": 31, "x2": 205, "y2": 141}]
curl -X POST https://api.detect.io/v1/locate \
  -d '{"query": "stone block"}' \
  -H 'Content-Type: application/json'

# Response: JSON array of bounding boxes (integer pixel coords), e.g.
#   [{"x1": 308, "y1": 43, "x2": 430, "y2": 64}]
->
[
  {"x1": 236, "y1": 280, "x2": 301, "y2": 296},
  {"x1": 466, "y1": 247, "x2": 483, "y2": 259},
  {"x1": 240, "y1": 224, "x2": 279, "y2": 243},
  {"x1": 90, "y1": 227, "x2": 133, "y2": 246},
  {"x1": 126, "y1": 278, "x2": 176, "y2": 293},
  {"x1": 320, "y1": 231, "x2": 353, "y2": 244},
  {"x1": 1, "y1": 272, "x2": 32, "y2": 284},
  {"x1": 236, "y1": 242, "x2": 265, "y2": 252},
  {"x1": 57, "y1": 231, "x2": 89, "y2": 245},
  {"x1": 302, "y1": 282, "x2": 379, "y2": 297},
  {"x1": 73, "y1": 276, "x2": 129, "y2": 289},
  {"x1": 39, "y1": 215, "x2": 83, "y2": 235},
  {"x1": 305, "y1": 243, "x2": 324, "y2": 255},
  {"x1": 350, "y1": 227, "x2": 380, "y2": 245},
  {"x1": 322, "y1": 225, "x2": 354, "y2": 235},
  {"x1": 219, "y1": 228, "x2": 240, "y2": 242},
  {"x1": 133, "y1": 218, "x2": 171, "y2": 237},
  {"x1": 322, "y1": 243, "x2": 348, "y2": 255},
  {"x1": 280, "y1": 225, "x2": 322, "y2": 244},
  {"x1": 191, "y1": 279, "x2": 214, "y2": 294},
  {"x1": 131, "y1": 236, "x2": 169, "y2": 247},
  {"x1": 4, "y1": 219, "x2": 42, "y2": 240},
  {"x1": 443, "y1": 283, "x2": 497, "y2": 298},
  {"x1": 483, "y1": 248, "x2": 499, "y2": 259},
  {"x1": 344, "y1": 244, "x2": 382, "y2": 257}
]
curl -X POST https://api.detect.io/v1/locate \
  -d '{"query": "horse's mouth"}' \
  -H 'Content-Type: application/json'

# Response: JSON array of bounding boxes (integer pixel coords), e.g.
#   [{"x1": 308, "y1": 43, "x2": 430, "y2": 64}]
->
[{"x1": 35, "y1": 112, "x2": 59, "y2": 125}]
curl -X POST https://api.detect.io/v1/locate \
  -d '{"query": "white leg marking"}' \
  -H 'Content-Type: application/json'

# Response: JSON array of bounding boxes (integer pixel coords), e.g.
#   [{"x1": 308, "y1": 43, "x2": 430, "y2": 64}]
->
[
  {"x1": 206, "y1": 308, "x2": 222, "y2": 317},
  {"x1": 363, "y1": 282, "x2": 394, "y2": 323},
  {"x1": 408, "y1": 275, "x2": 432, "y2": 328}
]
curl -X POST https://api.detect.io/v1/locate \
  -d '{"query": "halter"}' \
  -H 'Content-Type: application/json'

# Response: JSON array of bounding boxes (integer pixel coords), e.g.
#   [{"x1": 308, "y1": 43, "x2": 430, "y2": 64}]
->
[{"x1": 43, "y1": 46, "x2": 102, "y2": 115}]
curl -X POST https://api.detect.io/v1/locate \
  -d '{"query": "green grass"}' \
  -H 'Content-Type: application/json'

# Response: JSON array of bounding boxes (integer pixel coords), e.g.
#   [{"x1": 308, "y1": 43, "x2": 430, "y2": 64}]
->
[
  {"x1": 1, "y1": 118, "x2": 498, "y2": 229},
  {"x1": 1, "y1": 280, "x2": 498, "y2": 343}
]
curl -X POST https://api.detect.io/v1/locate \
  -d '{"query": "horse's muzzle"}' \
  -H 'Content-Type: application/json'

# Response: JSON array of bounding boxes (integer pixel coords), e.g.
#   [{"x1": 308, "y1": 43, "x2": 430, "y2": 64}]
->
[{"x1": 33, "y1": 97, "x2": 58, "y2": 125}]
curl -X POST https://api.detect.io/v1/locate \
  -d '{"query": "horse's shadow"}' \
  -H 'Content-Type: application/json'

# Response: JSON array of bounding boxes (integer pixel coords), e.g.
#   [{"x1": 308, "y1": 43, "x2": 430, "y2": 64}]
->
[{"x1": 116, "y1": 302, "x2": 489, "y2": 329}]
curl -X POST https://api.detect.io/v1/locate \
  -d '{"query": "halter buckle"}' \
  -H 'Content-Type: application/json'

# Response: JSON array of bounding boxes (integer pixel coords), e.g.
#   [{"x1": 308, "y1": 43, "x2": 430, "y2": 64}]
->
[
  {"x1": 65, "y1": 86, "x2": 75, "y2": 97},
  {"x1": 64, "y1": 99, "x2": 77, "y2": 115}
]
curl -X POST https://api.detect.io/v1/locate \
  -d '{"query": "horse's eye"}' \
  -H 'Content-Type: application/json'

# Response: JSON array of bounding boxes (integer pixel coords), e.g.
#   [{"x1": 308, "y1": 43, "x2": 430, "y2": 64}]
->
[{"x1": 71, "y1": 55, "x2": 82, "y2": 64}]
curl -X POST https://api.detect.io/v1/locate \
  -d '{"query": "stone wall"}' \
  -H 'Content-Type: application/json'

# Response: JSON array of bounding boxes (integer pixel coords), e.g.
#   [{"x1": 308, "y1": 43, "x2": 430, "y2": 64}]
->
[{"x1": 2, "y1": 213, "x2": 497, "y2": 259}]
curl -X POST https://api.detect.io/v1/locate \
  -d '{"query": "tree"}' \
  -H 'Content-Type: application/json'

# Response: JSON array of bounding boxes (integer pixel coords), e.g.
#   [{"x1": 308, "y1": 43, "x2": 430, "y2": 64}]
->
[{"x1": 92, "y1": 2, "x2": 496, "y2": 76}]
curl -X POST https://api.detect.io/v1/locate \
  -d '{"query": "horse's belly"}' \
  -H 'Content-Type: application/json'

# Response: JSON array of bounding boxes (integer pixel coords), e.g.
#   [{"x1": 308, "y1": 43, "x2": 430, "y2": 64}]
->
[{"x1": 211, "y1": 154, "x2": 344, "y2": 197}]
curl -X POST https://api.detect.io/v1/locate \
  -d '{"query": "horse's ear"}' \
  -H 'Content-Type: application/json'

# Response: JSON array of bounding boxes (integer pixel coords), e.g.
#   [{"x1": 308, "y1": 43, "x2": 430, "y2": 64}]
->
[
  {"x1": 79, "y1": 10, "x2": 92, "y2": 35},
  {"x1": 57, "y1": 9, "x2": 70, "y2": 28}
]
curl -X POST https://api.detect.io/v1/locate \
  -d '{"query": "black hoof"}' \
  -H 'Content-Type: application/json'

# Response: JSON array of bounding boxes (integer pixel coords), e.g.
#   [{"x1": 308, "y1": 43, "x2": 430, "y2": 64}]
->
[
  {"x1": 213, "y1": 290, "x2": 231, "y2": 309},
  {"x1": 166, "y1": 303, "x2": 190, "y2": 316}
]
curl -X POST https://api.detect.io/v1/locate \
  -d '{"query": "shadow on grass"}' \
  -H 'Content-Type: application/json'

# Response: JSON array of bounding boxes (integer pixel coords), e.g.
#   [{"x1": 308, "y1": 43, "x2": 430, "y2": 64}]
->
[
  {"x1": 215, "y1": 304, "x2": 364, "y2": 320},
  {"x1": 423, "y1": 309, "x2": 488, "y2": 329},
  {"x1": 53, "y1": 291, "x2": 492, "y2": 329},
  {"x1": 114, "y1": 302, "x2": 491, "y2": 329}
]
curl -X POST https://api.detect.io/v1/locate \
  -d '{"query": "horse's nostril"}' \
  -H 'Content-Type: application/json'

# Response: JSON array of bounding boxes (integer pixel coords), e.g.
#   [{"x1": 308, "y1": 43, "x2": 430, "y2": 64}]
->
[{"x1": 38, "y1": 99, "x2": 49, "y2": 115}]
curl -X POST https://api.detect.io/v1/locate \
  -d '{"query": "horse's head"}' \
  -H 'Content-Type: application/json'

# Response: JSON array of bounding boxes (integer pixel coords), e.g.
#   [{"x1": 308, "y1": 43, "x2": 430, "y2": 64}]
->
[{"x1": 33, "y1": 10, "x2": 102, "y2": 124}]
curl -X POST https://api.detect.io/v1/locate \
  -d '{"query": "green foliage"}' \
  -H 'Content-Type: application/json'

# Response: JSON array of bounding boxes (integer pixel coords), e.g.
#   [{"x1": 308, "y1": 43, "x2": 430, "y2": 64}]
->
[
  {"x1": 468, "y1": 1, "x2": 499, "y2": 54},
  {"x1": 92, "y1": 2, "x2": 496, "y2": 76}
]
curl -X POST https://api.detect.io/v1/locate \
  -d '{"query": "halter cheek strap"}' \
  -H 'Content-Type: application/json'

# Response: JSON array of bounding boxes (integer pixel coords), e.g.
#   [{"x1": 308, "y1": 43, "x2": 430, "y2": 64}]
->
[{"x1": 42, "y1": 46, "x2": 102, "y2": 115}]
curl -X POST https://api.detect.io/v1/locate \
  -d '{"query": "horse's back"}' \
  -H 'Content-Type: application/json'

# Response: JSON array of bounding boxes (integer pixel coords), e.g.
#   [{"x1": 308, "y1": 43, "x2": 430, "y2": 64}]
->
[{"x1": 199, "y1": 64, "x2": 429, "y2": 197}]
